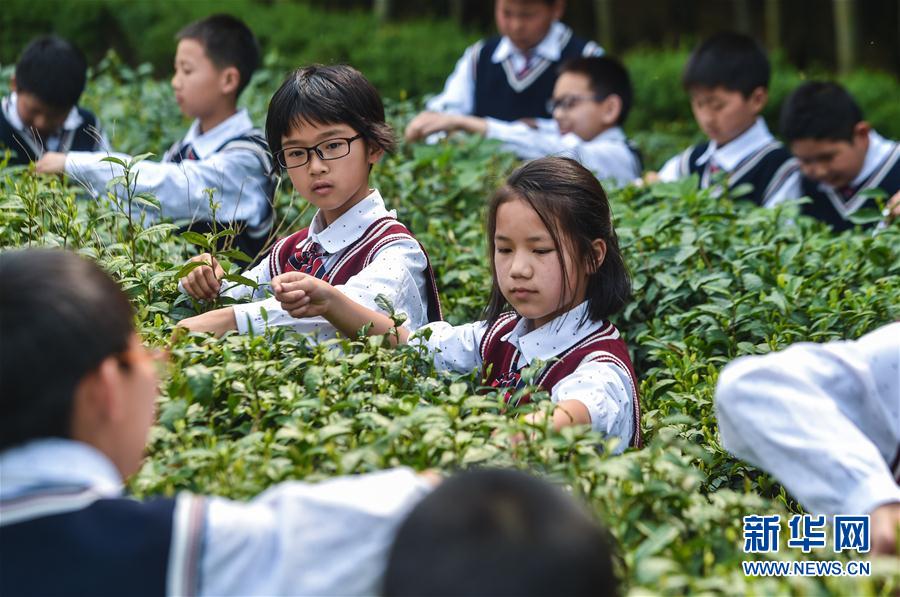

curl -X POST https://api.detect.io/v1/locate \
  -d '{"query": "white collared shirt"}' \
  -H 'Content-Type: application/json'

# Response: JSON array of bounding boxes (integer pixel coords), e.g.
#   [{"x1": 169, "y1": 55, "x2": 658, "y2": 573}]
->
[
  {"x1": 425, "y1": 22, "x2": 603, "y2": 117},
  {"x1": 412, "y1": 302, "x2": 634, "y2": 450},
  {"x1": 0, "y1": 438, "x2": 431, "y2": 596},
  {"x1": 716, "y1": 322, "x2": 900, "y2": 516},
  {"x1": 2, "y1": 92, "x2": 109, "y2": 157},
  {"x1": 485, "y1": 120, "x2": 641, "y2": 186},
  {"x1": 64, "y1": 109, "x2": 273, "y2": 229},
  {"x1": 223, "y1": 189, "x2": 432, "y2": 338},
  {"x1": 658, "y1": 117, "x2": 802, "y2": 206}
]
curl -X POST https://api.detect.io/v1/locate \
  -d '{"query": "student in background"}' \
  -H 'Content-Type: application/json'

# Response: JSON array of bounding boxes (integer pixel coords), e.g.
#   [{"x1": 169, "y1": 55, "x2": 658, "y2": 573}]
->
[
  {"x1": 177, "y1": 64, "x2": 442, "y2": 338},
  {"x1": 36, "y1": 15, "x2": 275, "y2": 259},
  {"x1": 1, "y1": 35, "x2": 108, "y2": 165},
  {"x1": 383, "y1": 468, "x2": 621, "y2": 597},
  {"x1": 273, "y1": 157, "x2": 642, "y2": 450},
  {"x1": 402, "y1": 56, "x2": 641, "y2": 187},
  {"x1": 780, "y1": 81, "x2": 900, "y2": 232},
  {"x1": 652, "y1": 32, "x2": 799, "y2": 207},
  {"x1": 405, "y1": 0, "x2": 602, "y2": 141},
  {"x1": 715, "y1": 323, "x2": 900, "y2": 556}
]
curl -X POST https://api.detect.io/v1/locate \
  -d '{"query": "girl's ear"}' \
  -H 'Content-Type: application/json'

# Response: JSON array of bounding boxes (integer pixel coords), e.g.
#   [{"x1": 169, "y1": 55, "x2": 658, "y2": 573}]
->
[
  {"x1": 591, "y1": 238, "x2": 607, "y2": 272},
  {"x1": 367, "y1": 142, "x2": 385, "y2": 165}
]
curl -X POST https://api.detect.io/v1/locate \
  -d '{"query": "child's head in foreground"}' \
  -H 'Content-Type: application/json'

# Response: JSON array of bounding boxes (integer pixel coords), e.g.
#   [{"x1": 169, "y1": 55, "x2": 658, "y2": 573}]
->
[
  {"x1": 682, "y1": 31, "x2": 770, "y2": 147},
  {"x1": 483, "y1": 156, "x2": 631, "y2": 327},
  {"x1": 12, "y1": 35, "x2": 87, "y2": 139},
  {"x1": 0, "y1": 249, "x2": 158, "y2": 479},
  {"x1": 495, "y1": 0, "x2": 565, "y2": 52},
  {"x1": 780, "y1": 81, "x2": 870, "y2": 189},
  {"x1": 265, "y1": 64, "x2": 397, "y2": 224},
  {"x1": 382, "y1": 467, "x2": 620, "y2": 596},
  {"x1": 172, "y1": 14, "x2": 260, "y2": 119},
  {"x1": 550, "y1": 56, "x2": 633, "y2": 141}
]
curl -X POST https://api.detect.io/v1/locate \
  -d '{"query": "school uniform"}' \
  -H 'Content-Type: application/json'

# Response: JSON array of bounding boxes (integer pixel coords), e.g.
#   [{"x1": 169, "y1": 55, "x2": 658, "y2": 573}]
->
[
  {"x1": 413, "y1": 301, "x2": 641, "y2": 451},
  {"x1": 0, "y1": 92, "x2": 108, "y2": 165},
  {"x1": 0, "y1": 438, "x2": 431, "y2": 596},
  {"x1": 658, "y1": 117, "x2": 800, "y2": 207},
  {"x1": 716, "y1": 322, "x2": 900, "y2": 516},
  {"x1": 485, "y1": 120, "x2": 642, "y2": 186},
  {"x1": 427, "y1": 22, "x2": 603, "y2": 121},
  {"x1": 65, "y1": 109, "x2": 276, "y2": 257},
  {"x1": 212, "y1": 189, "x2": 441, "y2": 338},
  {"x1": 795, "y1": 130, "x2": 900, "y2": 232}
]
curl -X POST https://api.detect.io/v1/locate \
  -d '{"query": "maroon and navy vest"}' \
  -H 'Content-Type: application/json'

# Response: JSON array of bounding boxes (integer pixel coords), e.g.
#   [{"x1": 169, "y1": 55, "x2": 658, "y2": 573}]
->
[
  {"x1": 267, "y1": 216, "x2": 443, "y2": 323},
  {"x1": 479, "y1": 312, "x2": 642, "y2": 448},
  {"x1": 473, "y1": 31, "x2": 591, "y2": 121}
]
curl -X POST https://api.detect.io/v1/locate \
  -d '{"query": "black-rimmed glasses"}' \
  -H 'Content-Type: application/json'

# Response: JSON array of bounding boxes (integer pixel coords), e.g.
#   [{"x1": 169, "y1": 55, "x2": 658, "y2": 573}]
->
[
  {"x1": 275, "y1": 135, "x2": 363, "y2": 169},
  {"x1": 546, "y1": 94, "x2": 606, "y2": 114}
]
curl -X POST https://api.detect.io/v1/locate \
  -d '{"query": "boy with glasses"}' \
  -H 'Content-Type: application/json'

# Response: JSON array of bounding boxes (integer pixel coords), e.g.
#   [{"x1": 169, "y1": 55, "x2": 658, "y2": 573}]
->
[
  {"x1": 401, "y1": 56, "x2": 641, "y2": 187},
  {"x1": 35, "y1": 15, "x2": 276, "y2": 259}
]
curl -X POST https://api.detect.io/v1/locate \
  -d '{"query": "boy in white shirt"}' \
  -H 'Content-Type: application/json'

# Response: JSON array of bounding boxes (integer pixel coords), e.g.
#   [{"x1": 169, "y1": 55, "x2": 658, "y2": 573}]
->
[
  {"x1": 35, "y1": 15, "x2": 275, "y2": 259},
  {"x1": 405, "y1": 0, "x2": 602, "y2": 140},
  {"x1": 651, "y1": 32, "x2": 799, "y2": 207},
  {"x1": 1, "y1": 35, "x2": 108, "y2": 165},
  {"x1": 403, "y1": 56, "x2": 641, "y2": 187}
]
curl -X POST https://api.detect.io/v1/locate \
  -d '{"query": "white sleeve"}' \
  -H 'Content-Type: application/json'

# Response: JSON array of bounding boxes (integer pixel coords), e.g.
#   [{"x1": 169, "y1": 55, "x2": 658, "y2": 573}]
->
[
  {"x1": 410, "y1": 320, "x2": 489, "y2": 374},
  {"x1": 197, "y1": 468, "x2": 432, "y2": 596},
  {"x1": 656, "y1": 152, "x2": 684, "y2": 182},
  {"x1": 232, "y1": 239, "x2": 430, "y2": 337},
  {"x1": 64, "y1": 148, "x2": 271, "y2": 228},
  {"x1": 715, "y1": 322, "x2": 900, "y2": 516},
  {"x1": 425, "y1": 43, "x2": 479, "y2": 115},
  {"x1": 551, "y1": 360, "x2": 635, "y2": 453}
]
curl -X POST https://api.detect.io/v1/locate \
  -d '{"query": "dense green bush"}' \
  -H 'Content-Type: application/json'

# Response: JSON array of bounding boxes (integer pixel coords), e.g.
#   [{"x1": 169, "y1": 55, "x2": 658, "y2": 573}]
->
[{"x1": 2, "y1": 61, "x2": 898, "y2": 591}]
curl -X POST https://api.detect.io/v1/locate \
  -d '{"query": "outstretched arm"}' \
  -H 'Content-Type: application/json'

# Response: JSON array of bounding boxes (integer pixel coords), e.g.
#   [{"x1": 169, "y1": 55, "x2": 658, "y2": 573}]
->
[{"x1": 272, "y1": 272, "x2": 411, "y2": 345}]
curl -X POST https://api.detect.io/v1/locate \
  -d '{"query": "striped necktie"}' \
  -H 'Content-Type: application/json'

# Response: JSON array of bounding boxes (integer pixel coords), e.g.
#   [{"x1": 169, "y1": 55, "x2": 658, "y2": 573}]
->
[{"x1": 287, "y1": 241, "x2": 328, "y2": 279}]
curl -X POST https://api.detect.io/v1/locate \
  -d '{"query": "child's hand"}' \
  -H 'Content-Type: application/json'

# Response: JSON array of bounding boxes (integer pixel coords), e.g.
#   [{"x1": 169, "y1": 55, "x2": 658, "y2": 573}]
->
[
  {"x1": 404, "y1": 112, "x2": 457, "y2": 142},
  {"x1": 273, "y1": 272, "x2": 335, "y2": 319},
  {"x1": 34, "y1": 152, "x2": 67, "y2": 174},
  {"x1": 885, "y1": 190, "x2": 900, "y2": 224},
  {"x1": 870, "y1": 501, "x2": 900, "y2": 556},
  {"x1": 181, "y1": 253, "x2": 224, "y2": 301},
  {"x1": 176, "y1": 307, "x2": 237, "y2": 337}
]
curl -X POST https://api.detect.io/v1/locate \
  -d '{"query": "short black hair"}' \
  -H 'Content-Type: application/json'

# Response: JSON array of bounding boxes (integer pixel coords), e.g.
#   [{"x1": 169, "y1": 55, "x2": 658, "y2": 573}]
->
[
  {"x1": 780, "y1": 81, "x2": 864, "y2": 143},
  {"x1": 560, "y1": 56, "x2": 633, "y2": 125},
  {"x1": 0, "y1": 250, "x2": 134, "y2": 451},
  {"x1": 265, "y1": 64, "x2": 397, "y2": 160},
  {"x1": 14, "y1": 35, "x2": 87, "y2": 110},
  {"x1": 177, "y1": 14, "x2": 260, "y2": 97},
  {"x1": 484, "y1": 157, "x2": 632, "y2": 326},
  {"x1": 383, "y1": 468, "x2": 621, "y2": 597},
  {"x1": 682, "y1": 32, "x2": 770, "y2": 96}
]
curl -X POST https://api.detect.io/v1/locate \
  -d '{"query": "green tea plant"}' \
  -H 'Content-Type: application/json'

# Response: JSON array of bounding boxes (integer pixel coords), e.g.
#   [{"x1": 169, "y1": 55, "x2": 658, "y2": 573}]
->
[{"x1": 1, "y1": 59, "x2": 898, "y2": 595}]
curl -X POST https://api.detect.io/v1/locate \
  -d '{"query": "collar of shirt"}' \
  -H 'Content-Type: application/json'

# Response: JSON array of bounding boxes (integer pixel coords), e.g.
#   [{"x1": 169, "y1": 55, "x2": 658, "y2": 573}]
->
[
  {"x1": 0, "y1": 438, "x2": 123, "y2": 500},
  {"x1": 181, "y1": 108, "x2": 254, "y2": 159},
  {"x1": 847, "y1": 129, "x2": 895, "y2": 189},
  {"x1": 307, "y1": 189, "x2": 395, "y2": 255},
  {"x1": 3, "y1": 92, "x2": 84, "y2": 137},
  {"x1": 695, "y1": 117, "x2": 773, "y2": 172},
  {"x1": 500, "y1": 301, "x2": 608, "y2": 365},
  {"x1": 492, "y1": 21, "x2": 569, "y2": 64}
]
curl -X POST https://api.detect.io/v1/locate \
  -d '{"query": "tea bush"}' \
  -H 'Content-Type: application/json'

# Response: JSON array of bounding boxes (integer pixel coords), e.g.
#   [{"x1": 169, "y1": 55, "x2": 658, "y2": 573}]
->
[{"x1": 1, "y1": 61, "x2": 899, "y2": 595}]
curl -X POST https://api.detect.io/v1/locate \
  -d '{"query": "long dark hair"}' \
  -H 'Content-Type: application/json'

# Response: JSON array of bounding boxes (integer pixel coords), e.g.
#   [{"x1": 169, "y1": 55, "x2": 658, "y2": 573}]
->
[{"x1": 482, "y1": 157, "x2": 631, "y2": 325}]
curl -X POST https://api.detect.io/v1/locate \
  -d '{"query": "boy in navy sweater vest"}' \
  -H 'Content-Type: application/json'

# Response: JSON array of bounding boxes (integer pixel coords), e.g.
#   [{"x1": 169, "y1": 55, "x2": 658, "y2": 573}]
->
[
  {"x1": 405, "y1": 0, "x2": 602, "y2": 141},
  {"x1": 652, "y1": 32, "x2": 799, "y2": 207},
  {"x1": 780, "y1": 81, "x2": 900, "y2": 232},
  {"x1": 0, "y1": 35, "x2": 107, "y2": 166}
]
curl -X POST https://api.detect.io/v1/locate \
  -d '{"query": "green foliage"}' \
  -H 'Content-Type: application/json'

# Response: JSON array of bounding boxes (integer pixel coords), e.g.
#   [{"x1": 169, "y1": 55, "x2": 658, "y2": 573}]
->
[{"x1": 2, "y1": 57, "x2": 899, "y2": 596}]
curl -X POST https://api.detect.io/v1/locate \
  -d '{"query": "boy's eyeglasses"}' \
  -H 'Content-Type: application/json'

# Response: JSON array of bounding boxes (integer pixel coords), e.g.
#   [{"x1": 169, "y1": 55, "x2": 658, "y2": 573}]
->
[
  {"x1": 546, "y1": 94, "x2": 605, "y2": 114},
  {"x1": 275, "y1": 135, "x2": 363, "y2": 169}
]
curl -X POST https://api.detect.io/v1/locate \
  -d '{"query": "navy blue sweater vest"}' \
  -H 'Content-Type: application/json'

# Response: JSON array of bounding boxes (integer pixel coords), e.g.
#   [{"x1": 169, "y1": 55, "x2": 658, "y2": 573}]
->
[
  {"x1": 685, "y1": 141, "x2": 797, "y2": 206},
  {"x1": 0, "y1": 495, "x2": 176, "y2": 596},
  {"x1": 799, "y1": 144, "x2": 900, "y2": 232},
  {"x1": 0, "y1": 106, "x2": 100, "y2": 166},
  {"x1": 473, "y1": 34, "x2": 588, "y2": 121}
]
